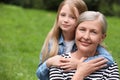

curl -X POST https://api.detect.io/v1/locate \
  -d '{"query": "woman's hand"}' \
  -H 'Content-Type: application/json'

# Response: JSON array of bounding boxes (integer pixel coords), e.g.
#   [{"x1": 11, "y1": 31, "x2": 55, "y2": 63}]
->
[{"x1": 72, "y1": 57, "x2": 108, "y2": 80}]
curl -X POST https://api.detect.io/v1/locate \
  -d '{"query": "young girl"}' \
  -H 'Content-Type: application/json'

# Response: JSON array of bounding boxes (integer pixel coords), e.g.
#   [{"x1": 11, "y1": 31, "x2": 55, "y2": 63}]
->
[{"x1": 36, "y1": 0, "x2": 113, "y2": 80}]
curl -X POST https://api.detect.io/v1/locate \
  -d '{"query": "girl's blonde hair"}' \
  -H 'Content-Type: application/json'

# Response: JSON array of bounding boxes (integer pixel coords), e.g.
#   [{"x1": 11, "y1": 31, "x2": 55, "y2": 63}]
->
[{"x1": 41, "y1": 0, "x2": 88, "y2": 62}]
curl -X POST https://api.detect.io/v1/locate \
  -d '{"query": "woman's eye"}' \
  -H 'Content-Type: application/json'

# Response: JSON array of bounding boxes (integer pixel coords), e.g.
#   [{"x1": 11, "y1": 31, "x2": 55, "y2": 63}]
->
[
  {"x1": 79, "y1": 28, "x2": 85, "y2": 32},
  {"x1": 79, "y1": 28, "x2": 85, "y2": 31},
  {"x1": 91, "y1": 31, "x2": 97, "y2": 34}
]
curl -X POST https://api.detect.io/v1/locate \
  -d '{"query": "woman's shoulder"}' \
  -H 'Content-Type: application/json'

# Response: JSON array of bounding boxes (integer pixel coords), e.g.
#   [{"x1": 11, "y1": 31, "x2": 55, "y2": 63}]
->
[{"x1": 85, "y1": 62, "x2": 120, "y2": 80}]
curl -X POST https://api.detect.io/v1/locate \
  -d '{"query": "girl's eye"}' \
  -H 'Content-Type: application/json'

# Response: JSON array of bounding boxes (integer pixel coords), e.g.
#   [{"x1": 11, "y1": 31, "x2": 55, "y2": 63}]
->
[
  {"x1": 70, "y1": 16, "x2": 75, "y2": 19},
  {"x1": 60, "y1": 13, "x2": 65, "y2": 17},
  {"x1": 69, "y1": 15, "x2": 75, "y2": 19}
]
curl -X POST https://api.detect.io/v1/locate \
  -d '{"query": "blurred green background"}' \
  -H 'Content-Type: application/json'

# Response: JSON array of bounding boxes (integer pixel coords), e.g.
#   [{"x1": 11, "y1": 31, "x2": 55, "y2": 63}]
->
[{"x1": 0, "y1": 0, "x2": 120, "y2": 80}]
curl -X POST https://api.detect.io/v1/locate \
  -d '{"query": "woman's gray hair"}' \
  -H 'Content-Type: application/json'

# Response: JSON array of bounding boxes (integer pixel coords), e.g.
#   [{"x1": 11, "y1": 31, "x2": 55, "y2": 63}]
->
[{"x1": 77, "y1": 11, "x2": 107, "y2": 34}]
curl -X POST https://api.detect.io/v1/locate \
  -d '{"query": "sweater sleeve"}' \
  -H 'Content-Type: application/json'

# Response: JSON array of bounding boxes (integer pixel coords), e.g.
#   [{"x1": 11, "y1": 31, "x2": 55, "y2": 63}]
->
[
  {"x1": 105, "y1": 62, "x2": 120, "y2": 80},
  {"x1": 36, "y1": 61, "x2": 49, "y2": 80}
]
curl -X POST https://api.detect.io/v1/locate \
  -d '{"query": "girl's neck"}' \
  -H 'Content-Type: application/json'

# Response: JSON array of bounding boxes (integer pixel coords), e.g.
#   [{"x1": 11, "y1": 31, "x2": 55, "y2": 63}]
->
[{"x1": 62, "y1": 31, "x2": 75, "y2": 41}]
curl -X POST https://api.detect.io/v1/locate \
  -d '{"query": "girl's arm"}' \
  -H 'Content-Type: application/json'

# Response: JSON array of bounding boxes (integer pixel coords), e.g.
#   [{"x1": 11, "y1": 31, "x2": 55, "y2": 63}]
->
[
  {"x1": 36, "y1": 53, "x2": 49, "y2": 80},
  {"x1": 36, "y1": 55, "x2": 65, "y2": 80}
]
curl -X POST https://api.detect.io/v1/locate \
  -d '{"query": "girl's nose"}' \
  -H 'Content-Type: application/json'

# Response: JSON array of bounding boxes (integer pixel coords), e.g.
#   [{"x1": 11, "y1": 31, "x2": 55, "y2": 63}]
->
[{"x1": 64, "y1": 17, "x2": 69, "y2": 22}]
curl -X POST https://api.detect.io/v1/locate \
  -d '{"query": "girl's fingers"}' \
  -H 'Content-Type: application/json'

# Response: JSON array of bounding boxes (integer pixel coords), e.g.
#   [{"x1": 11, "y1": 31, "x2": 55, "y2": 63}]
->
[
  {"x1": 94, "y1": 64, "x2": 107, "y2": 70},
  {"x1": 89, "y1": 57, "x2": 106, "y2": 63},
  {"x1": 60, "y1": 58, "x2": 70, "y2": 63},
  {"x1": 94, "y1": 59, "x2": 108, "y2": 67}
]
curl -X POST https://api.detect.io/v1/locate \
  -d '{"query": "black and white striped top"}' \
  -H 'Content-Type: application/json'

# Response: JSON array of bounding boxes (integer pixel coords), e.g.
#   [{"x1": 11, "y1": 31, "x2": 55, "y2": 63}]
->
[{"x1": 49, "y1": 54, "x2": 120, "y2": 80}]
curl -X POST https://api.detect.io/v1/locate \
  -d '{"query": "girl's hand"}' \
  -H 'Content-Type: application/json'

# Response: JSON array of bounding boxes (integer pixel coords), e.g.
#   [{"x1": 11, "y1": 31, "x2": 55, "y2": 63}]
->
[
  {"x1": 46, "y1": 55, "x2": 65, "y2": 68},
  {"x1": 59, "y1": 57, "x2": 82, "y2": 71}
]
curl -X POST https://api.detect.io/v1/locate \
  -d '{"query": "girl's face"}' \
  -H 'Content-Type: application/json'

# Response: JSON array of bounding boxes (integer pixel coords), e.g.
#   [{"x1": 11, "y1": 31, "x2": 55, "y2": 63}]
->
[
  {"x1": 75, "y1": 20, "x2": 106, "y2": 55},
  {"x1": 58, "y1": 4, "x2": 79, "y2": 33}
]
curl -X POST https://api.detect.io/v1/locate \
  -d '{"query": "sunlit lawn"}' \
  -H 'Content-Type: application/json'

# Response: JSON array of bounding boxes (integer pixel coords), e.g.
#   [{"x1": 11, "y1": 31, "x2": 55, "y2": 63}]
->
[{"x1": 0, "y1": 4, "x2": 120, "y2": 80}]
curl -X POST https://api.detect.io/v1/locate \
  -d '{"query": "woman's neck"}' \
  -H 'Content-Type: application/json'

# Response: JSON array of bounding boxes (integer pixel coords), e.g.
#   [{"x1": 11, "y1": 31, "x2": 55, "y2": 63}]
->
[{"x1": 72, "y1": 50, "x2": 97, "y2": 60}]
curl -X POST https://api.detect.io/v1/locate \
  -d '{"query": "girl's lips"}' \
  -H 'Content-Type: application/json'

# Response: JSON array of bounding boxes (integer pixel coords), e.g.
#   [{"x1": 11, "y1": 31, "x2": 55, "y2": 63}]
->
[{"x1": 63, "y1": 24, "x2": 69, "y2": 27}]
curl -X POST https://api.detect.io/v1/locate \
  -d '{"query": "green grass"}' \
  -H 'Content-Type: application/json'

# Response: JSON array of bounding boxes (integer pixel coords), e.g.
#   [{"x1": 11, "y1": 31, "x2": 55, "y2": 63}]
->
[
  {"x1": 0, "y1": 4, "x2": 56, "y2": 80},
  {"x1": 0, "y1": 4, "x2": 120, "y2": 80},
  {"x1": 104, "y1": 16, "x2": 120, "y2": 69}
]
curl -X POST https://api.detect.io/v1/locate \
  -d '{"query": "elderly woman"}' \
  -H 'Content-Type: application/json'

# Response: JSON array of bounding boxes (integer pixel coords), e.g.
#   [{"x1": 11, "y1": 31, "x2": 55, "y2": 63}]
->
[{"x1": 49, "y1": 11, "x2": 120, "y2": 80}]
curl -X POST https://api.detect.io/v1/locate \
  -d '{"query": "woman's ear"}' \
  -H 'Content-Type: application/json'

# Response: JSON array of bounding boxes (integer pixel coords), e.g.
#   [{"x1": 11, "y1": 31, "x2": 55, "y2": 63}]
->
[{"x1": 101, "y1": 34, "x2": 106, "y2": 42}]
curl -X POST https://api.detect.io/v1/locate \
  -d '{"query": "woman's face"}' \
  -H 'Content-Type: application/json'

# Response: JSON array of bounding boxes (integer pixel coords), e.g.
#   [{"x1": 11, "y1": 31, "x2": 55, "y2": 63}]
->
[
  {"x1": 58, "y1": 4, "x2": 79, "y2": 33},
  {"x1": 75, "y1": 20, "x2": 106, "y2": 55}
]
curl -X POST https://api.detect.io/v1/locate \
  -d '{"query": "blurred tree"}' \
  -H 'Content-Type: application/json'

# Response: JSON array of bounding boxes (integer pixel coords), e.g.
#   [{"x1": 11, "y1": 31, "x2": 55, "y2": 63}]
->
[
  {"x1": 100, "y1": 0, "x2": 114, "y2": 16},
  {"x1": 0, "y1": 0, "x2": 11, "y2": 3},
  {"x1": 84, "y1": 0, "x2": 100, "y2": 11},
  {"x1": 0, "y1": 0, "x2": 120, "y2": 17},
  {"x1": 84, "y1": 0, "x2": 120, "y2": 16},
  {"x1": 42, "y1": 0, "x2": 62, "y2": 10}
]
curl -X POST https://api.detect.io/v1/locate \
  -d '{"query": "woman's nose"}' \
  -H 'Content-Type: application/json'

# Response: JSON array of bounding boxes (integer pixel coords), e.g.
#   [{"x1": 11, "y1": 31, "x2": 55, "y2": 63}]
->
[{"x1": 83, "y1": 32, "x2": 90, "y2": 40}]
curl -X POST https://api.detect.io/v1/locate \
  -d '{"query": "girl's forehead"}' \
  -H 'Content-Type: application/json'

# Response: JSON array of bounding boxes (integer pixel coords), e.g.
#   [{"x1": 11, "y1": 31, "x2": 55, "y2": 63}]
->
[
  {"x1": 59, "y1": 4, "x2": 73, "y2": 14},
  {"x1": 60, "y1": 4, "x2": 79, "y2": 16},
  {"x1": 61, "y1": 4, "x2": 71, "y2": 11},
  {"x1": 61, "y1": 4, "x2": 75, "y2": 11}
]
